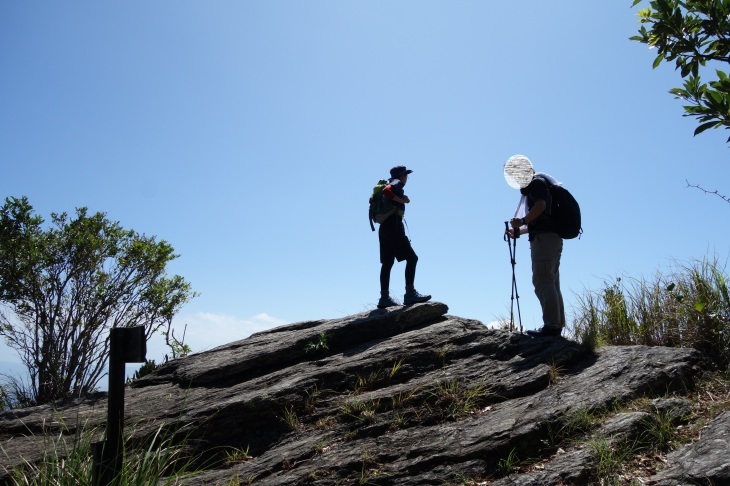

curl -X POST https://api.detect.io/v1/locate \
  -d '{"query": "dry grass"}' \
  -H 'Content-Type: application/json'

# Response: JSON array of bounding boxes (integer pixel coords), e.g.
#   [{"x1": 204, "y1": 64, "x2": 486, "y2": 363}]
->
[{"x1": 569, "y1": 255, "x2": 730, "y2": 369}]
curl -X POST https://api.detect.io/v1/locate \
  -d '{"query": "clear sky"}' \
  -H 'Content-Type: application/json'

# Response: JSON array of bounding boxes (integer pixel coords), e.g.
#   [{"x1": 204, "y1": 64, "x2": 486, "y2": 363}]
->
[{"x1": 1, "y1": 1, "x2": 728, "y2": 368}]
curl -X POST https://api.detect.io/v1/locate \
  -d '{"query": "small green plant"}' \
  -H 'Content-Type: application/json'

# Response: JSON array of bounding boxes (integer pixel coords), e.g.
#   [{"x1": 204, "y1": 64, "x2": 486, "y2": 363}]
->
[
  {"x1": 304, "y1": 384, "x2": 322, "y2": 413},
  {"x1": 163, "y1": 324, "x2": 192, "y2": 360},
  {"x1": 547, "y1": 360, "x2": 564, "y2": 386},
  {"x1": 427, "y1": 379, "x2": 488, "y2": 420},
  {"x1": 225, "y1": 475, "x2": 242, "y2": 486},
  {"x1": 341, "y1": 398, "x2": 366, "y2": 416},
  {"x1": 588, "y1": 437, "x2": 635, "y2": 484},
  {"x1": 572, "y1": 290, "x2": 606, "y2": 354},
  {"x1": 281, "y1": 405, "x2": 302, "y2": 431},
  {"x1": 227, "y1": 475, "x2": 255, "y2": 486},
  {"x1": 388, "y1": 358, "x2": 404, "y2": 379},
  {"x1": 392, "y1": 387, "x2": 418, "y2": 409},
  {"x1": 358, "y1": 449, "x2": 382, "y2": 485},
  {"x1": 315, "y1": 416, "x2": 336, "y2": 430},
  {"x1": 224, "y1": 445, "x2": 252, "y2": 465},
  {"x1": 496, "y1": 447, "x2": 519, "y2": 476},
  {"x1": 588, "y1": 438, "x2": 618, "y2": 482},
  {"x1": 304, "y1": 333, "x2": 329, "y2": 354},
  {"x1": 313, "y1": 439, "x2": 329, "y2": 454},
  {"x1": 389, "y1": 411, "x2": 408, "y2": 431},
  {"x1": 436, "y1": 343, "x2": 452, "y2": 366},
  {"x1": 355, "y1": 370, "x2": 381, "y2": 392},
  {"x1": 558, "y1": 406, "x2": 600, "y2": 442},
  {"x1": 602, "y1": 278, "x2": 639, "y2": 345},
  {"x1": 640, "y1": 413, "x2": 679, "y2": 452},
  {"x1": 340, "y1": 397, "x2": 380, "y2": 423},
  {"x1": 361, "y1": 399, "x2": 380, "y2": 424},
  {"x1": 130, "y1": 359, "x2": 160, "y2": 382}
]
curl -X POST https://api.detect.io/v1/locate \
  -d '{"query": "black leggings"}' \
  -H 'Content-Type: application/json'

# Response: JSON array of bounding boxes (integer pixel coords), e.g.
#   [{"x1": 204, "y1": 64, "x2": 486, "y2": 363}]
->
[{"x1": 380, "y1": 254, "x2": 418, "y2": 292}]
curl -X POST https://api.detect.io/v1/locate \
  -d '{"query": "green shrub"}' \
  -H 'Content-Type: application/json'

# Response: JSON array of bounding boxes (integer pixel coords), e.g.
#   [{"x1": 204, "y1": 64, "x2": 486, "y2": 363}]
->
[{"x1": 570, "y1": 256, "x2": 730, "y2": 369}]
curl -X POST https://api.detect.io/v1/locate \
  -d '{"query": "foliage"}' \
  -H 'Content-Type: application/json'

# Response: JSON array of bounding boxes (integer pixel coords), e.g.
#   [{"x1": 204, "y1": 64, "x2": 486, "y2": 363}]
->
[
  {"x1": 5, "y1": 420, "x2": 198, "y2": 486},
  {"x1": 129, "y1": 360, "x2": 161, "y2": 382},
  {"x1": 630, "y1": 0, "x2": 730, "y2": 143},
  {"x1": 281, "y1": 405, "x2": 302, "y2": 430},
  {"x1": 0, "y1": 376, "x2": 35, "y2": 410},
  {"x1": 163, "y1": 322, "x2": 192, "y2": 360},
  {"x1": 340, "y1": 397, "x2": 381, "y2": 424},
  {"x1": 304, "y1": 332, "x2": 329, "y2": 354},
  {"x1": 0, "y1": 196, "x2": 197, "y2": 405},
  {"x1": 588, "y1": 437, "x2": 633, "y2": 484},
  {"x1": 128, "y1": 325, "x2": 191, "y2": 384},
  {"x1": 570, "y1": 255, "x2": 730, "y2": 368},
  {"x1": 496, "y1": 447, "x2": 519, "y2": 476},
  {"x1": 426, "y1": 379, "x2": 489, "y2": 420},
  {"x1": 640, "y1": 412, "x2": 680, "y2": 452},
  {"x1": 223, "y1": 445, "x2": 253, "y2": 465}
]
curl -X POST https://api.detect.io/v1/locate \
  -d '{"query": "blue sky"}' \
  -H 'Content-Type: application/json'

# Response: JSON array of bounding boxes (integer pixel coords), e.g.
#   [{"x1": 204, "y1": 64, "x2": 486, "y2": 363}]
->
[{"x1": 1, "y1": 1, "x2": 728, "y2": 369}]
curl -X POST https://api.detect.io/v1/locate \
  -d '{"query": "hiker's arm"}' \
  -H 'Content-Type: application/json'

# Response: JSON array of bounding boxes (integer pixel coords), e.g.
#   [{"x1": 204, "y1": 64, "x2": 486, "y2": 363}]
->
[
  {"x1": 383, "y1": 185, "x2": 409, "y2": 204},
  {"x1": 524, "y1": 199, "x2": 546, "y2": 223},
  {"x1": 510, "y1": 199, "x2": 546, "y2": 233}
]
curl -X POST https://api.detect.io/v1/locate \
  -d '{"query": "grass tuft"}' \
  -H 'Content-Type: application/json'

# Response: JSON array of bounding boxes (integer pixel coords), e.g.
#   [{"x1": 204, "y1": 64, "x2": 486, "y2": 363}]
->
[
  {"x1": 6, "y1": 420, "x2": 199, "y2": 486},
  {"x1": 570, "y1": 255, "x2": 730, "y2": 369}
]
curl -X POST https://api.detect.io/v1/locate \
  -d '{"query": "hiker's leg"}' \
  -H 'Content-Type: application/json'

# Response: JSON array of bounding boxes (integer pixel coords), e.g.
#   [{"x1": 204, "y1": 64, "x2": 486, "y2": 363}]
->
[
  {"x1": 379, "y1": 220, "x2": 397, "y2": 294},
  {"x1": 380, "y1": 257, "x2": 395, "y2": 293},
  {"x1": 403, "y1": 249, "x2": 430, "y2": 304},
  {"x1": 377, "y1": 257, "x2": 400, "y2": 308},
  {"x1": 556, "y1": 265, "x2": 566, "y2": 327},
  {"x1": 404, "y1": 253, "x2": 418, "y2": 290},
  {"x1": 392, "y1": 225, "x2": 417, "y2": 289},
  {"x1": 530, "y1": 233, "x2": 563, "y2": 329}
]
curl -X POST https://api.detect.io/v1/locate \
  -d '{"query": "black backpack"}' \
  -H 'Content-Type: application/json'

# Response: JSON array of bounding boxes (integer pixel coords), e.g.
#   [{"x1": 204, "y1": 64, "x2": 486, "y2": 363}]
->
[
  {"x1": 368, "y1": 179, "x2": 396, "y2": 231},
  {"x1": 540, "y1": 177, "x2": 582, "y2": 239}
]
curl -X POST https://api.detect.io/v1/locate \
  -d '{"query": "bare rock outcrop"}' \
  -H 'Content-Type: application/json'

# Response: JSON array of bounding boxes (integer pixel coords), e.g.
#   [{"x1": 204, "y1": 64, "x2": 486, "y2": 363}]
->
[{"x1": 0, "y1": 302, "x2": 718, "y2": 484}]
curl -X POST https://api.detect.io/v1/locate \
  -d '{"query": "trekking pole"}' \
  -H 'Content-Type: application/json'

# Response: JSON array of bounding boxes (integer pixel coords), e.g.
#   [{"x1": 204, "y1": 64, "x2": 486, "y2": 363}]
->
[{"x1": 503, "y1": 221, "x2": 523, "y2": 333}]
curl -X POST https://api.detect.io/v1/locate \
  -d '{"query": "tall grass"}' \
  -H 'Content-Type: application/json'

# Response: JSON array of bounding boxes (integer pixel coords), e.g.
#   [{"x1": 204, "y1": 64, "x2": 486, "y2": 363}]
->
[
  {"x1": 5, "y1": 420, "x2": 200, "y2": 486},
  {"x1": 570, "y1": 256, "x2": 730, "y2": 369}
]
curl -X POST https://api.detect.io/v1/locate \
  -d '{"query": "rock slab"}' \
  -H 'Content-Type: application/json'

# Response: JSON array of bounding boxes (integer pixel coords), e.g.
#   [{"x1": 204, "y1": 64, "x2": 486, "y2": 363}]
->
[{"x1": 0, "y1": 302, "x2": 715, "y2": 485}]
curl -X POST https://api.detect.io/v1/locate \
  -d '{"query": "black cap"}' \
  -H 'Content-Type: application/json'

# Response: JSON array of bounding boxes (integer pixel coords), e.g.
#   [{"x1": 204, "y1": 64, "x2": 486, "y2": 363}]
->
[{"x1": 390, "y1": 165, "x2": 413, "y2": 178}]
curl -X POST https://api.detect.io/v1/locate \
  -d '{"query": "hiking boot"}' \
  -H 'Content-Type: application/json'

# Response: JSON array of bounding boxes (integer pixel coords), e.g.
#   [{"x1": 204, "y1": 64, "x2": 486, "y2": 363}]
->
[
  {"x1": 403, "y1": 290, "x2": 431, "y2": 305},
  {"x1": 377, "y1": 295, "x2": 400, "y2": 309},
  {"x1": 526, "y1": 326, "x2": 563, "y2": 338}
]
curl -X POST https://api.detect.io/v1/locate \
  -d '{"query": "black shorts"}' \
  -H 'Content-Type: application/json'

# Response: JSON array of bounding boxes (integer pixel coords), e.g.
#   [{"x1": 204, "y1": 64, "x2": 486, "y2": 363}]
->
[{"x1": 378, "y1": 216, "x2": 417, "y2": 263}]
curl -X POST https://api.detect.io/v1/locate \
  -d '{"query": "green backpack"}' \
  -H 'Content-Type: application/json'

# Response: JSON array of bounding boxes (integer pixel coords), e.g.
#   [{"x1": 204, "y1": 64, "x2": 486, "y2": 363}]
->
[{"x1": 368, "y1": 179, "x2": 396, "y2": 231}]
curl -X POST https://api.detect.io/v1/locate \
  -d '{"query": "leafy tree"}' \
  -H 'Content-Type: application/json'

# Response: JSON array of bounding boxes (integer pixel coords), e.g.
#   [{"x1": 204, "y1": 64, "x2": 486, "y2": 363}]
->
[
  {"x1": 630, "y1": 0, "x2": 730, "y2": 142},
  {"x1": 0, "y1": 196, "x2": 196, "y2": 405}
]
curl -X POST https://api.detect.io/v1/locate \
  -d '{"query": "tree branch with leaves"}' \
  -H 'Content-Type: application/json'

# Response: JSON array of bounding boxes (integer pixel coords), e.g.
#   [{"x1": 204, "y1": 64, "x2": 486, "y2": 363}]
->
[
  {"x1": 0, "y1": 196, "x2": 197, "y2": 405},
  {"x1": 630, "y1": 0, "x2": 730, "y2": 142}
]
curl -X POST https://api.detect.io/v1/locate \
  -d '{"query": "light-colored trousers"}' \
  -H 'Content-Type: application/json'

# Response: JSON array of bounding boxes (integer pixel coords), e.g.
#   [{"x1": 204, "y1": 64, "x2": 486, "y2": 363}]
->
[{"x1": 530, "y1": 232, "x2": 565, "y2": 329}]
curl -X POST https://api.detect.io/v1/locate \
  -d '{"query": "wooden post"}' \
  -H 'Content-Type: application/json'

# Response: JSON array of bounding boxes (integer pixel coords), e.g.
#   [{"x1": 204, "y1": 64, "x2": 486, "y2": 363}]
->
[{"x1": 92, "y1": 326, "x2": 146, "y2": 486}]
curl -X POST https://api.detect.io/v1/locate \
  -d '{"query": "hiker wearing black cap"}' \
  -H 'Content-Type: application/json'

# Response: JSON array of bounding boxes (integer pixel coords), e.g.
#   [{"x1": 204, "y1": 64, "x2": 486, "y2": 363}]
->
[{"x1": 377, "y1": 165, "x2": 431, "y2": 309}]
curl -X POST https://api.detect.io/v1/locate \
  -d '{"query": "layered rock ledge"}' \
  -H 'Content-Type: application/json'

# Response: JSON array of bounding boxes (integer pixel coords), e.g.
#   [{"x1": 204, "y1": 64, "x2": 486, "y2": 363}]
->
[{"x1": 1, "y1": 302, "x2": 724, "y2": 485}]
